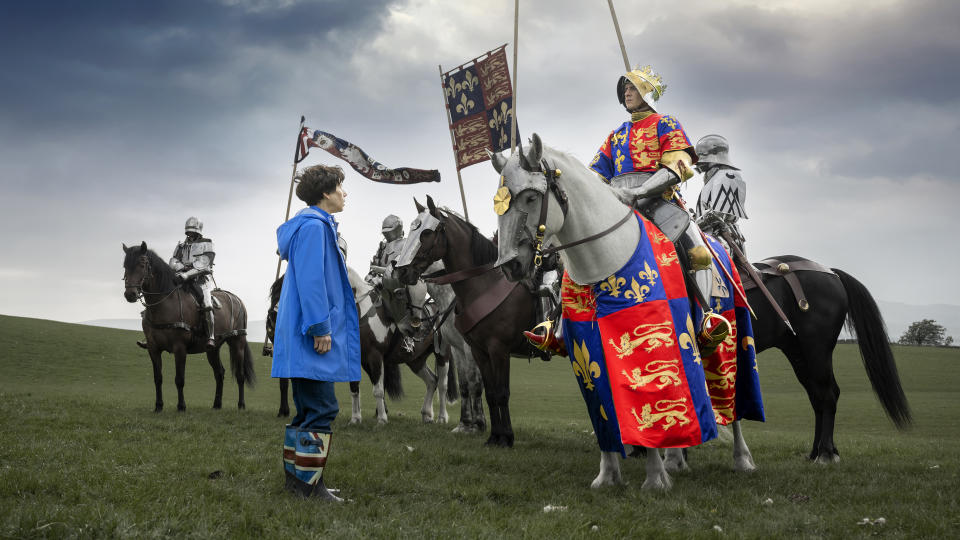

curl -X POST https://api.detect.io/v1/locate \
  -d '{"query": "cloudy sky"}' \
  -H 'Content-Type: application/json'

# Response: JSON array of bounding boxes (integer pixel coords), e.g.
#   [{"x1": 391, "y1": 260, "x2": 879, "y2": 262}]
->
[{"x1": 1, "y1": 0, "x2": 958, "y2": 330}]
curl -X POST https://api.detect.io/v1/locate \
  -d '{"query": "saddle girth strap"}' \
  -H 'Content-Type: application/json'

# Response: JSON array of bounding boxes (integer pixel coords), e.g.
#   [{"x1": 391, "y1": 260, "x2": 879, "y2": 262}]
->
[{"x1": 748, "y1": 257, "x2": 836, "y2": 312}]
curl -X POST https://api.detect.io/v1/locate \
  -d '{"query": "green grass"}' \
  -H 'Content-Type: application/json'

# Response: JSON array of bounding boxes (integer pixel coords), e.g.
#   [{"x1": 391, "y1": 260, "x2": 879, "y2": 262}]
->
[{"x1": 1, "y1": 314, "x2": 958, "y2": 538}]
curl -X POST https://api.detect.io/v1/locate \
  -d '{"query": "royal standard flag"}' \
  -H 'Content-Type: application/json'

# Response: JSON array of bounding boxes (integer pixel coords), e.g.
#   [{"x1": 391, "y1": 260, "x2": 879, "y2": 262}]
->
[{"x1": 442, "y1": 45, "x2": 519, "y2": 170}]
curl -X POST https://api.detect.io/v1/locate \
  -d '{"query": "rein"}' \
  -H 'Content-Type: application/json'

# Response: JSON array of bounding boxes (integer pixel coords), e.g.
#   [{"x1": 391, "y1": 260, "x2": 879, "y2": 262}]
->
[
  {"x1": 125, "y1": 255, "x2": 184, "y2": 307},
  {"x1": 422, "y1": 263, "x2": 496, "y2": 285},
  {"x1": 530, "y1": 161, "x2": 634, "y2": 267}
]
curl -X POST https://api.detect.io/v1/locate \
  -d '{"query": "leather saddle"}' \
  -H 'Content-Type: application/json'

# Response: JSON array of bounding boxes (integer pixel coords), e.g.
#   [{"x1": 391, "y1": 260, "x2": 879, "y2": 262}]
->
[{"x1": 737, "y1": 256, "x2": 834, "y2": 312}]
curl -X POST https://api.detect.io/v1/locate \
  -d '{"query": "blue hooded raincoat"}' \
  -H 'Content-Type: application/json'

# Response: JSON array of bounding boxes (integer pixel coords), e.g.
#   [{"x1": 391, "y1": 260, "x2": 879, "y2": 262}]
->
[{"x1": 272, "y1": 206, "x2": 361, "y2": 382}]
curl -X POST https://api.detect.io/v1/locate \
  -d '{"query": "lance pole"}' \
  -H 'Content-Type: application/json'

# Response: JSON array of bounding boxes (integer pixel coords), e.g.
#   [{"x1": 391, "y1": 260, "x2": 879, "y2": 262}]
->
[
  {"x1": 275, "y1": 116, "x2": 305, "y2": 281},
  {"x1": 438, "y1": 64, "x2": 470, "y2": 222},
  {"x1": 607, "y1": 0, "x2": 631, "y2": 71},
  {"x1": 510, "y1": 0, "x2": 519, "y2": 156}
]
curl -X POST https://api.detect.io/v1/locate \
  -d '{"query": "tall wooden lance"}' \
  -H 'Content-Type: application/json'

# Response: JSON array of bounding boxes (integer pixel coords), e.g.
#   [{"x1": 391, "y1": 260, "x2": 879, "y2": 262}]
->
[
  {"x1": 275, "y1": 116, "x2": 306, "y2": 282},
  {"x1": 607, "y1": 0, "x2": 631, "y2": 71},
  {"x1": 510, "y1": 0, "x2": 519, "y2": 156}
]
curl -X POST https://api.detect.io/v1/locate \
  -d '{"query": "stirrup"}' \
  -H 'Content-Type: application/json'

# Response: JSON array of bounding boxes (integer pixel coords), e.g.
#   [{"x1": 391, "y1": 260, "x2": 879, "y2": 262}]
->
[
  {"x1": 523, "y1": 320, "x2": 567, "y2": 357},
  {"x1": 697, "y1": 311, "x2": 731, "y2": 356}
]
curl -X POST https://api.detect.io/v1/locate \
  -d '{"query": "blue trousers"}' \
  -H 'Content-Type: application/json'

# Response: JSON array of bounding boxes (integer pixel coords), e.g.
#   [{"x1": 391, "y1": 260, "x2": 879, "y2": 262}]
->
[{"x1": 291, "y1": 378, "x2": 340, "y2": 432}]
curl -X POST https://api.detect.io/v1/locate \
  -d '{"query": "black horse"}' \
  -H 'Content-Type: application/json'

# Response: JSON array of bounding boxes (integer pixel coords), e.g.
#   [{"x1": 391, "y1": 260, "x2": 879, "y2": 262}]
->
[
  {"x1": 122, "y1": 242, "x2": 255, "y2": 411},
  {"x1": 741, "y1": 255, "x2": 911, "y2": 462}
]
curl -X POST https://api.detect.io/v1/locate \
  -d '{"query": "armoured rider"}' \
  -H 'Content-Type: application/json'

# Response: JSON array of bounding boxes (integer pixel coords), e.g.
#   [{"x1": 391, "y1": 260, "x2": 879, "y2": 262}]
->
[
  {"x1": 526, "y1": 65, "x2": 731, "y2": 354},
  {"x1": 171, "y1": 217, "x2": 217, "y2": 350},
  {"x1": 694, "y1": 134, "x2": 748, "y2": 257},
  {"x1": 367, "y1": 214, "x2": 420, "y2": 353}
]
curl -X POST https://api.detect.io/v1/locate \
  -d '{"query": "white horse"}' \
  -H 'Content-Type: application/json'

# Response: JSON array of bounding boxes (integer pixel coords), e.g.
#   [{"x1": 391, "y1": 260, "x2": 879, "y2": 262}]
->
[
  {"x1": 423, "y1": 261, "x2": 486, "y2": 433},
  {"x1": 491, "y1": 134, "x2": 757, "y2": 490}
]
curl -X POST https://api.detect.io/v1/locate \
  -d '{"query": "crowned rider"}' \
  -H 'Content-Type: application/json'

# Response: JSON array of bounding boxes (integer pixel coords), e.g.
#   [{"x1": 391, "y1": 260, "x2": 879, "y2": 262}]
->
[
  {"x1": 170, "y1": 217, "x2": 217, "y2": 350},
  {"x1": 694, "y1": 134, "x2": 748, "y2": 256}
]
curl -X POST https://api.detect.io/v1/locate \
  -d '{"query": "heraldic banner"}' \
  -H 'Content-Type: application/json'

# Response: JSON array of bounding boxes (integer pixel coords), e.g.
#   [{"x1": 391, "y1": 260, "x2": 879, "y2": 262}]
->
[
  {"x1": 442, "y1": 45, "x2": 519, "y2": 170},
  {"x1": 305, "y1": 128, "x2": 440, "y2": 185}
]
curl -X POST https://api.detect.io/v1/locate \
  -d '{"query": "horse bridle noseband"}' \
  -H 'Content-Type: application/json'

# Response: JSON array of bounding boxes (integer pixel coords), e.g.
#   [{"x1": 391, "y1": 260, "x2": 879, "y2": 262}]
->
[
  {"x1": 125, "y1": 254, "x2": 182, "y2": 307},
  {"x1": 529, "y1": 160, "x2": 634, "y2": 268}
]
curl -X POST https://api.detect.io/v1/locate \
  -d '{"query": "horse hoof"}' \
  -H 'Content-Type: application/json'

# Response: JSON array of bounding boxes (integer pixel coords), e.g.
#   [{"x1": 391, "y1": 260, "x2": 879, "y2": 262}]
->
[
  {"x1": 814, "y1": 454, "x2": 840, "y2": 465},
  {"x1": 349, "y1": 417, "x2": 361, "y2": 425},
  {"x1": 641, "y1": 473, "x2": 673, "y2": 491},
  {"x1": 237, "y1": 404, "x2": 245, "y2": 410}
]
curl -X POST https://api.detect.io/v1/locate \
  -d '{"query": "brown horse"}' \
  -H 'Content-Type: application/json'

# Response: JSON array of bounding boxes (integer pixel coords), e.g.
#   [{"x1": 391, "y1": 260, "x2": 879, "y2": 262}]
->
[
  {"x1": 122, "y1": 242, "x2": 255, "y2": 411},
  {"x1": 393, "y1": 197, "x2": 541, "y2": 447}
]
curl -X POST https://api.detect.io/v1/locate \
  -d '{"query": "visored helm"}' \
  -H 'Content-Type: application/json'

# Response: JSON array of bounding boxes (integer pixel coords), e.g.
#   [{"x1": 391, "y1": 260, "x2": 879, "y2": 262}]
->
[
  {"x1": 694, "y1": 134, "x2": 739, "y2": 170},
  {"x1": 184, "y1": 216, "x2": 203, "y2": 235},
  {"x1": 617, "y1": 65, "x2": 667, "y2": 111},
  {"x1": 381, "y1": 214, "x2": 403, "y2": 241}
]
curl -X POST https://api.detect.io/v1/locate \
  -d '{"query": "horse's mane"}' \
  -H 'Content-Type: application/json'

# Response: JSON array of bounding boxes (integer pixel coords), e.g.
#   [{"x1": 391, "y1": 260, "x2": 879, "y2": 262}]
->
[
  {"x1": 440, "y1": 206, "x2": 498, "y2": 265},
  {"x1": 269, "y1": 274, "x2": 284, "y2": 307},
  {"x1": 125, "y1": 246, "x2": 178, "y2": 293}
]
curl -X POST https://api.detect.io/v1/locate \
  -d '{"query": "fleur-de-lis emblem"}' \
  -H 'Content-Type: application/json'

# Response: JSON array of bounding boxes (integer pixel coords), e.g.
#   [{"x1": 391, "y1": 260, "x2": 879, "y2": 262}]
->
[
  {"x1": 678, "y1": 314, "x2": 701, "y2": 364},
  {"x1": 488, "y1": 102, "x2": 512, "y2": 147},
  {"x1": 461, "y1": 71, "x2": 479, "y2": 92},
  {"x1": 590, "y1": 153, "x2": 601, "y2": 167},
  {"x1": 612, "y1": 129, "x2": 628, "y2": 147},
  {"x1": 637, "y1": 261, "x2": 659, "y2": 288},
  {"x1": 600, "y1": 275, "x2": 626, "y2": 297},
  {"x1": 456, "y1": 92, "x2": 475, "y2": 115},
  {"x1": 623, "y1": 277, "x2": 650, "y2": 303},
  {"x1": 571, "y1": 340, "x2": 601, "y2": 391},
  {"x1": 614, "y1": 150, "x2": 626, "y2": 173}
]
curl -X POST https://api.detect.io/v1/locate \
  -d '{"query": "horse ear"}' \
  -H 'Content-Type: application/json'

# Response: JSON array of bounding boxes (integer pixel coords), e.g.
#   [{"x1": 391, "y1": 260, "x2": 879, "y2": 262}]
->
[
  {"x1": 122, "y1": 242, "x2": 129, "y2": 252},
  {"x1": 527, "y1": 134, "x2": 543, "y2": 167},
  {"x1": 414, "y1": 197, "x2": 425, "y2": 213},
  {"x1": 426, "y1": 195, "x2": 439, "y2": 217},
  {"x1": 139, "y1": 241, "x2": 147, "y2": 253},
  {"x1": 488, "y1": 150, "x2": 507, "y2": 174}
]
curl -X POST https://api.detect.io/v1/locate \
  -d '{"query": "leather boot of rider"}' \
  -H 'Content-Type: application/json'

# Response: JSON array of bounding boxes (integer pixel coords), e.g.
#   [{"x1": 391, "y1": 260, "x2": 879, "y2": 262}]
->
[
  {"x1": 523, "y1": 320, "x2": 568, "y2": 357},
  {"x1": 291, "y1": 429, "x2": 343, "y2": 501}
]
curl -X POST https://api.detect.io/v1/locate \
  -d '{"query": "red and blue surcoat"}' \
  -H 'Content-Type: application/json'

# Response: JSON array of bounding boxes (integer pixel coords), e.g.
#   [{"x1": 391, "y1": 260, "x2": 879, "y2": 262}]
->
[{"x1": 590, "y1": 113, "x2": 695, "y2": 180}]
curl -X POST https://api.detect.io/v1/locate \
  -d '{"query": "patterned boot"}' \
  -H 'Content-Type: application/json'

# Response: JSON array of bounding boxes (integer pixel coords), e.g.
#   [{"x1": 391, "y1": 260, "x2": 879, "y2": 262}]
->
[
  {"x1": 283, "y1": 425, "x2": 297, "y2": 492},
  {"x1": 291, "y1": 429, "x2": 343, "y2": 502}
]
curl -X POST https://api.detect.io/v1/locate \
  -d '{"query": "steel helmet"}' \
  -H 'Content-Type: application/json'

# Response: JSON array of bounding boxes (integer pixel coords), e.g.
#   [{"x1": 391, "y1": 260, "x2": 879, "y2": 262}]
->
[
  {"x1": 694, "y1": 134, "x2": 739, "y2": 169},
  {"x1": 381, "y1": 214, "x2": 403, "y2": 241},
  {"x1": 184, "y1": 216, "x2": 203, "y2": 235}
]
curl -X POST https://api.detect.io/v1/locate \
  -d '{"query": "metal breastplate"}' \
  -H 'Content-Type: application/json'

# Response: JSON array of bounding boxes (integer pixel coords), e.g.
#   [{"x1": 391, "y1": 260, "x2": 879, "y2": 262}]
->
[{"x1": 610, "y1": 172, "x2": 690, "y2": 242}]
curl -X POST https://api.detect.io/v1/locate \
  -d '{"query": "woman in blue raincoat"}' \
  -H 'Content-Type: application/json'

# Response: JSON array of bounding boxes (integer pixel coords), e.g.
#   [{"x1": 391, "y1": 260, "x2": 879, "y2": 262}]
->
[{"x1": 272, "y1": 164, "x2": 360, "y2": 500}]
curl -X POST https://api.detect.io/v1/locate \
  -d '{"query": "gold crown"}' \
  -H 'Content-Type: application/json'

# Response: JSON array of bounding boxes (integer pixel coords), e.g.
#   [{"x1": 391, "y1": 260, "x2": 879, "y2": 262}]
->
[{"x1": 625, "y1": 65, "x2": 667, "y2": 101}]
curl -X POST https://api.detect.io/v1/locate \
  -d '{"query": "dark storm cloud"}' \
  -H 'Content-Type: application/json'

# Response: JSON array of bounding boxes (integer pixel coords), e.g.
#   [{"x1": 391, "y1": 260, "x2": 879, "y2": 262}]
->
[{"x1": 0, "y1": 0, "x2": 392, "y2": 134}]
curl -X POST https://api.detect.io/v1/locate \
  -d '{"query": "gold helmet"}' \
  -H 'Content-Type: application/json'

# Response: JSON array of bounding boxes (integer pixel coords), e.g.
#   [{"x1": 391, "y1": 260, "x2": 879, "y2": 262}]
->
[{"x1": 617, "y1": 65, "x2": 667, "y2": 108}]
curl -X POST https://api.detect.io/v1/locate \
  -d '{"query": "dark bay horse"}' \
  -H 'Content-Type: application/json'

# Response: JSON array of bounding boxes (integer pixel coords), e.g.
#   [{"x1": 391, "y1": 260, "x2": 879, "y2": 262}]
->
[
  {"x1": 739, "y1": 255, "x2": 911, "y2": 462},
  {"x1": 393, "y1": 196, "x2": 541, "y2": 447},
  {"x1": 122, "y1": 242, "x2": 255, "y2": 411},
  {"x1": 266, "y1": 269, "x2": 455, "y2": 424}
]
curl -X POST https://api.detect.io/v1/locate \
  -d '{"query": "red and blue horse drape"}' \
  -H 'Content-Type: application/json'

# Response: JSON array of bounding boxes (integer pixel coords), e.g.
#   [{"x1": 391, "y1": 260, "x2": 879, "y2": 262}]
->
[{"x1": 561, "y1": 212, "x2": 763, "y2": 454}]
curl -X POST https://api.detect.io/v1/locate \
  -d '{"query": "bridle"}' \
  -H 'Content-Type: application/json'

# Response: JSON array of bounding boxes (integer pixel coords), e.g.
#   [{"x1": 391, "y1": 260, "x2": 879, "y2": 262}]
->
[
  {"x1": 124, "y1": 254, "x2": 182, "y2": 307},
  {"x1": 525, "y1": 159, "x2": 634, "y2": 268}
]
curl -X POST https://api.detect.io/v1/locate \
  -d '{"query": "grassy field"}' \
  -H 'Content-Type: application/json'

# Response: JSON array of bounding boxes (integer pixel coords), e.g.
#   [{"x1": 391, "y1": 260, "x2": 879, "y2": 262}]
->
[{"x1": 1, "y1": 314, "x2": 958, "y2": 539}]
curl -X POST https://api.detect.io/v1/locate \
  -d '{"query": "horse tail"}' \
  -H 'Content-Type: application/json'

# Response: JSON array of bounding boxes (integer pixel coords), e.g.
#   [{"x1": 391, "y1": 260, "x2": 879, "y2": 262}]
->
[
  {"x1": 384, "y1": 361, "x2": 404, "y2": 400},
  {"x1": 232, "y1": 339, "x2": 258, "y2": 389},
  {"x1": 833, "y1": 268, "x2": 911, "y2": 428},
  {"x1": 445, "y1": 353, "x2": 458, "y2": 403}
]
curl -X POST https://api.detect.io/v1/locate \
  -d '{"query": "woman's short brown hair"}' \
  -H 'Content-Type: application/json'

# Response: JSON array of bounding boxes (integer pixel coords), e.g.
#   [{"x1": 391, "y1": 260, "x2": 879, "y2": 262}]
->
[{"x1": 295, "y1": 165, "x2": 345, "y2": 206}]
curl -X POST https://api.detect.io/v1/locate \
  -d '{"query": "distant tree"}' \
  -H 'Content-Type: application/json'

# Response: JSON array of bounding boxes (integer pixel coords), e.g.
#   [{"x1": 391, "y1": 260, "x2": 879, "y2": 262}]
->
[
  {"x1": 898, "y1": 319, "x2": 947, "y2": 346},
  {"x1": 946, "y1": 336, "x2": 954, "y2": 347}
]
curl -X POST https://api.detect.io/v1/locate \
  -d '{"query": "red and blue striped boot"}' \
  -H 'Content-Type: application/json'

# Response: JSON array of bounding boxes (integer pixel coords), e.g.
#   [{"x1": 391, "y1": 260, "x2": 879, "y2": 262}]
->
[
  {"x1": 283, "y1": 425, "x2": 297, "y2": 491},
  {"x1": 291, "y1": 429, "x2": 343, "y2": 501}
]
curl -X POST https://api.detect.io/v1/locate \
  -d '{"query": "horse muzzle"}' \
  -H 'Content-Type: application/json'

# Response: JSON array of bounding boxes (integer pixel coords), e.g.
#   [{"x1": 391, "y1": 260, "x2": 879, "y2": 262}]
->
[{"x1": 124, "y1": 287, "x2": 139, "y2": 303}]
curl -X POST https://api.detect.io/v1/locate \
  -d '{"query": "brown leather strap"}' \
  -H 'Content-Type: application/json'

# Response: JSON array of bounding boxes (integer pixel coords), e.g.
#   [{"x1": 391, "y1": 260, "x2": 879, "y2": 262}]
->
[
  {"x1": 781, "y1": 271, "x2": 810, "y2": 311},
  {"x1": 541, "y1": 208, "x2": 635, "y2": 257},
  {"x1": 424, "y1": 263, "x2": 496, "y2": 285},
  {"x1": 455, "y1": 275, "x2": 519, "y2": 335},
  {"x1": 750, "y1": 257, "x2": 836, "y2": 312}
]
